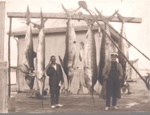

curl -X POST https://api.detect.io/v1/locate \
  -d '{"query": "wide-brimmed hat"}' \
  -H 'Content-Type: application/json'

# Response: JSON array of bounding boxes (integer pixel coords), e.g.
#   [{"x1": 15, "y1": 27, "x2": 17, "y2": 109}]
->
[{"x1": 111, "y1": 52, "x2": 118, "y2": 57}]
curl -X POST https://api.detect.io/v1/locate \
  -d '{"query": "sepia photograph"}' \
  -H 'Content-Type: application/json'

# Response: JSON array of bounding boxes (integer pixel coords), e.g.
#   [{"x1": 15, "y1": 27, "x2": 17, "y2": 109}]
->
[{"x1": 0, "y1": 0, "x2": 149, "y2": 114}]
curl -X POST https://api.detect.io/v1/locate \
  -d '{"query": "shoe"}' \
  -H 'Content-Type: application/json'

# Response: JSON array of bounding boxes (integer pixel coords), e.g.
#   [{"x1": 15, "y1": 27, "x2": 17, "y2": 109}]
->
[
  {"x1": 105, "y1": 107, "x2": 109, "y2": 111},
  {"x1": 55, "y1": 104, "x2": 63, "y2": 107},
  {"x1": 113, "y1": 106, "x2": 119, "y2": 110},
  {"x1": 51, "y1": 105, "x2": 56, "y2": 109}
]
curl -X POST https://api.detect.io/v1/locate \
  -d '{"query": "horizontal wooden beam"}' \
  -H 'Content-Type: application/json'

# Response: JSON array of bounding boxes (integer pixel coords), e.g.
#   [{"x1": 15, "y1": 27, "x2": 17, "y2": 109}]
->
[{"x1": 7, "y1": 12, "x2": 142, "y2": 23}]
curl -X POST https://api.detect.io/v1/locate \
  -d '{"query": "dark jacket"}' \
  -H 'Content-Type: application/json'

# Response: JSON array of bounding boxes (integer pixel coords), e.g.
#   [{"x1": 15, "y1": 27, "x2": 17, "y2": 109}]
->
[
  {"x1": 102, "y1": 61, "x2": 123, "y2": 80},
  {"x1": 100, "y1": 61, "x2": 123, "y2": 99},
  {"x1": 46, "y1": 63, "x2": 64, "y2": 86}
]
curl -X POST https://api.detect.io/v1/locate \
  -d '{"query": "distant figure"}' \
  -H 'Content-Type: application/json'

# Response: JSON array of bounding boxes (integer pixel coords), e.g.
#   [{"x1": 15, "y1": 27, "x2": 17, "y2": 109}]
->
[
  {"x1": 102, "y1": 52, "x2": 123, "y2": 111},
  {"x1": 46, "y1": 56, "x2": 64, "y2": 109}
]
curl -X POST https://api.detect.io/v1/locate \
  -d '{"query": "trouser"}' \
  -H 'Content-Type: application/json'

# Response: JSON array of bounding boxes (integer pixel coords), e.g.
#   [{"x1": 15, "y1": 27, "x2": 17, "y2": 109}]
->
[
  {"x1": 106, "y1": 79, "x2": 118, "y2": 107},
  {"x1": 106, "y1": 88, "x2": 117, "y2": 107},
  {"x1": 50, "y1": 85, "x2": 60, "y2": 105}
]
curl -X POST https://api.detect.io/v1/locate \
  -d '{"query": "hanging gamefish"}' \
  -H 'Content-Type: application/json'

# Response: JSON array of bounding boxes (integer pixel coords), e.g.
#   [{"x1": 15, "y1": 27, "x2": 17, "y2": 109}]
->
[
  {"x1": 83, "y1": 18, "x2": 97, "y2": 94},
  {"x1": 117, "y1": 12, "x2": 132, "y2": 86},
  {"x1": 18, "y1": 6, "x2": 36, "y2": 90},
  {"x1": 35, "y1": 9, "x2": 46, "y2": 96},
  {"x1": 94, "y1": 9, "x2": 119, "y2": 85},
  {"x1": 60, "y1": 4, "x2": 80, "y2": 94}
]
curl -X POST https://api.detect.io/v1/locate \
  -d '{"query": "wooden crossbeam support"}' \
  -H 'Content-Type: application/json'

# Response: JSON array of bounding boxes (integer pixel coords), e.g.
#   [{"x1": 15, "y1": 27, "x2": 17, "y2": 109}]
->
[{"x1": 7, "y1": 12, "x2": 142, "y2": 23}]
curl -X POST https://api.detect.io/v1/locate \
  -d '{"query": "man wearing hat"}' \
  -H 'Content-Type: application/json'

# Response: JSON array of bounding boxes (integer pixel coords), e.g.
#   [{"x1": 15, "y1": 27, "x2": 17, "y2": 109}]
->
[{"x1": 102, "y1": 52, "x2": 123, "y2": 111}]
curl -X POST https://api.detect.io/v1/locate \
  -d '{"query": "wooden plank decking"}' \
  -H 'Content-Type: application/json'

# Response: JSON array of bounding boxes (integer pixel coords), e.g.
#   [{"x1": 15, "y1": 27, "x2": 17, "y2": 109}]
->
[{"x1": 11, "y1": 78, "x2": 150, "y2": 113}]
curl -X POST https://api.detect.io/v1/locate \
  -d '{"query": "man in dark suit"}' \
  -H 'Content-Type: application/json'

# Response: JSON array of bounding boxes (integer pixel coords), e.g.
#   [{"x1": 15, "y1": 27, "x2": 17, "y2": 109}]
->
[
  {"x1": 102, "y1": 52, "x2": 123, "y2": 111},
  {"x1": 46, "y1": 56, "x2": 64, "y2": 109}
]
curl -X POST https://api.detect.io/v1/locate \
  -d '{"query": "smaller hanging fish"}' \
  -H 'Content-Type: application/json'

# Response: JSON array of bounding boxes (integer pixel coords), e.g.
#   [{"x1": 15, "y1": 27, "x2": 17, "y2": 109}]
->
[
  {"x1": 117, "y1": 12, "x2": 132, "y2": 86},
  {"x1": 35, "y1": 9, "x2": 46, "y2": 96},
  {"x1": 84, "y1": 17, "x2": 97, "y2": 94}
]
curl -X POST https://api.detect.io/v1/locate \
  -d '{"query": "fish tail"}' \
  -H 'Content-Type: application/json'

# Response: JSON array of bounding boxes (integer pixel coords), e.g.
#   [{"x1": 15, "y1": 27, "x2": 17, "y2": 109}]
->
[{"x1": 61, "y1": 4, "x2": 80, "y2": 18}]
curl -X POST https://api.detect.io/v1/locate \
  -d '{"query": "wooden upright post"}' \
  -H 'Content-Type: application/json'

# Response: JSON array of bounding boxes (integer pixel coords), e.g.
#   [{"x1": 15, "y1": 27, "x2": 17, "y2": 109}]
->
[
  {"x1": 8, "y1": 17, "x2": 12, "y2": 97},
  {"x1": 0, "y1": 2, "x2": 5, "y2": 60},
  {"x1": 0, "y1": 61, "x2": 8, "y2": 113}
]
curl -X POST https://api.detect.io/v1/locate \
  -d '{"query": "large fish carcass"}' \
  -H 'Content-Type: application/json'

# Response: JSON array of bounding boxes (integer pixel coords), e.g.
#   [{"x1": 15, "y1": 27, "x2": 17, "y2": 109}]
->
[
  {"x1": 61, "y1": 4, "x2": 80, "y2": 94},
  {"x1": 19, "y1": 6, "x2": 36, "y2": 91},
  {"x1": 36, "y1": 10, "x2": 45, "y2": 96},
  {"x1": 84, "y1": 18, "x2": 97, "y2": 94},
  {"x1": 95, "y1": 9, "x2": 119, "y2": 85},
  {"x1": 117, "y1": 12, "x2": 130, "y2": 86}
]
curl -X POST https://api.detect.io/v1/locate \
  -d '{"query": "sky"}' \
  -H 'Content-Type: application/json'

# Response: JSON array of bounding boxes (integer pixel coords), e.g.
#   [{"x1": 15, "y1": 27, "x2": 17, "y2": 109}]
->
[{"x1": 1, "y1": 0, "x2": 150, "y2": 70}]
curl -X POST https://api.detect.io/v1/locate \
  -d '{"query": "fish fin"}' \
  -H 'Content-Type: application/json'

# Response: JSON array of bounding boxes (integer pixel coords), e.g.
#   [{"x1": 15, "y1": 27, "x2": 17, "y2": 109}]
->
[
  {"x1": 59, "y1": 56, "x2": 69, "y2": 82},
  {"x1": 59, "y1": 56, "x2": 64, "y2": 68},
  {"x1": 42, "y1": 61, "x2": 51, "y2": 76},
  {"x1": 33, "y1": 51, "x2": 36, "y2": 58},
  {"x1": 59, "y1": 56, "x2": 67, "y2": 75},
  {"x1": 129, "y1": 58, "x2": 139, "y2": 64}
]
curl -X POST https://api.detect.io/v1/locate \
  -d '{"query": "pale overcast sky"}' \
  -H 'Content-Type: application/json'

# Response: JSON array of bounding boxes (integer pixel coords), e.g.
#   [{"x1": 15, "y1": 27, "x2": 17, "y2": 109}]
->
[{"x1": 1, "y1": 0, "x2": 150, "y2": 70}]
